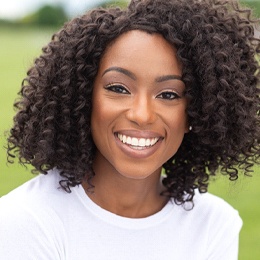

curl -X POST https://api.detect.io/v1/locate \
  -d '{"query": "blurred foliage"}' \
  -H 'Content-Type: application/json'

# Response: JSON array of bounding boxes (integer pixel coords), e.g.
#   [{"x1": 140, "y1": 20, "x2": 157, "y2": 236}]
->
[
  {"x1": 98, "y1": 0, "x2": 128, "y2": 8},
  {"x1": 20, "y1": 5, "x2": 68, "y2": 27},
  {"x1": 240, "y1": 0, "x2": 260, "y2": 17},
  {"x1": 0, "y1": 0, "x2": 258, "y2": 28}
]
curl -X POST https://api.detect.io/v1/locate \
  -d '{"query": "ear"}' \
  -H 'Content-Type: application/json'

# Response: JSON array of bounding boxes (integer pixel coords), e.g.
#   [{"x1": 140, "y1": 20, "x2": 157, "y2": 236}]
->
[
  {"x1": 184, "y1": 126, "x2": 189, "y2": 134},
  {"x1": 184, "y1": 118, "x2": 191, "y2": 134}
]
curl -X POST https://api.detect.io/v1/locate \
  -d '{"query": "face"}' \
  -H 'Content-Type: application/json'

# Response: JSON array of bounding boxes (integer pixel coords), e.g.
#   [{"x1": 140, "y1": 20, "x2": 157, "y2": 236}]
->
[{"x1": 91, "y1": 30, "x2": 188, "y2": 180}]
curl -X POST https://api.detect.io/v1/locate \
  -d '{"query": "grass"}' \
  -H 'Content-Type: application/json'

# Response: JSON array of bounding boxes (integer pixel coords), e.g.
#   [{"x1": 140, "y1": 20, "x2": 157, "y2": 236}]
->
[
  {"x1": 209, "y1": 171, "x2": 260, "y2": 260},
  {"x1": 0, "y1": 26, "x2": 54, "y2": 193},
  {"x1": 0, "y1": 26, "x2": 260, "y2": 260}
]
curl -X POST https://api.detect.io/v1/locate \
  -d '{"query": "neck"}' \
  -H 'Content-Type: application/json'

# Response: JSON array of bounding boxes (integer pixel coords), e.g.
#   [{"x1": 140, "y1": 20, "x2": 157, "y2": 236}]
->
[{"x1": 82, "y1": 154, "x2": 168, "y2": 218}]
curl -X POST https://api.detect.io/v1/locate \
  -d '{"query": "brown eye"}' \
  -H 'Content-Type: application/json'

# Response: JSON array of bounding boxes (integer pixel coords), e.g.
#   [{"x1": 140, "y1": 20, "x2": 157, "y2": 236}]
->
[
  {"x1": 105, "y1": 84, "x2": 130, "y2": 94},
  {"x1": 156, "y1": 91, "x2": 180, "y2": 100}
]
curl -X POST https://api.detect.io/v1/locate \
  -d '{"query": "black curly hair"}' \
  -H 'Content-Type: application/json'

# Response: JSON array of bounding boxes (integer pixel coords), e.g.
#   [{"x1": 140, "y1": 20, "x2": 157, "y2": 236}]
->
[{"x1": 7, "y1": 0, "x2": 260, "y2": 205}]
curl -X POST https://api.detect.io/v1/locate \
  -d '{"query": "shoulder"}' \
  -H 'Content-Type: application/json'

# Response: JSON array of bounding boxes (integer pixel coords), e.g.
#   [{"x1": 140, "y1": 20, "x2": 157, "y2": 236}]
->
[
  {"x1": 185, "y1": 191, "x2": 243, "y2": 229},
  {"x1": 172, "y1": 191, "x2": 242, "y2": 230},
  {"x1": 170, "y1": 191, "x2": 242, "y2": 259},
  {"x1": 174, "y1": 190, "x2": 241, "y2": 219},
  {"x1": 193, "y1": 191, "x2": 237, "y2": 210},
  {"x1": 172, "y1": 191, "x2": 242, "y2": 244},
  {"x1": 0, "y1": 170, "x2": 68, "y2": 258},
  {"x1": 193, "y1": 191, "x2": 241, "y2": 220},
  {"x1": 0, "y1": 169, "x2": 66, "y2": 228},
  {"x1": 0, "y1": 168, "x2": 86, "y2": 229},
  {"x1": 0, "y1": 169, "x2": 70, "y2": 235},
  {"x1": 192, "y1": 191, "x2": 242, "y2": 259},
  {"x1": 0, "y1": 169, "x2": 65, "y2": 204}
]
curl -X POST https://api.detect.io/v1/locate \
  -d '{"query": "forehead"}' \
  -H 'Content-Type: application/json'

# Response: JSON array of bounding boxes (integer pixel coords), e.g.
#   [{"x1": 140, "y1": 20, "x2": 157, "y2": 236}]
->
[{"x1": 98, "y1": 30, "x2": 182, "y2": 77}]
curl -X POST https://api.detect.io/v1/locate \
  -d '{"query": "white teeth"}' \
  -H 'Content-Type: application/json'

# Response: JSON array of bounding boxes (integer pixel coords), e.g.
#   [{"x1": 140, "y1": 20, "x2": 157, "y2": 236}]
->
[
  {"x1": 117, "y1": 134, "x2": 159, "y2": 147},
  {"x1": 126, "y1": 136, "x2": 131, "y2": 144},
  {"x1": 132, "y1": 138, "x2": 138, "y2": 146},
  {"x1": 145, "y1": 139, "x2": 151, "y2": 146},
  {"x1": 139, "y1": 138, "x2": 146, "y2": 147}
]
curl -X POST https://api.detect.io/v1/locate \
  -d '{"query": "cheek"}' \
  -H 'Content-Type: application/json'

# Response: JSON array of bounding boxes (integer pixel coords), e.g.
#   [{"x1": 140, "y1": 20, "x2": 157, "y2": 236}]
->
[
  {"x1": 91, "y1": 110, "x2": 106, "y2": 135},
  {"x1": 91, "y1": 93, "x2": 104, "y2": 134},
  {"x1": 166, "y1": 113, "x2": 187, "y2": 154},
  {"x1": 164, "y1": 115, "x2": 188, "y2": 156},
  {"x1": 167, "y1": 107, "x2": 188, "y2": 132},
  {"x1": 91, "y1": 95, "x2": 117, "y2": 132},
  {"x1": 91, "y1": 90, "x2": 106, "y2": 123},
  {"x1": 91, "y1": 106, "x2": 105, "y2": 126},
  {"x1": 91, "y1": 100, "x2": 109, "y2": 153}
]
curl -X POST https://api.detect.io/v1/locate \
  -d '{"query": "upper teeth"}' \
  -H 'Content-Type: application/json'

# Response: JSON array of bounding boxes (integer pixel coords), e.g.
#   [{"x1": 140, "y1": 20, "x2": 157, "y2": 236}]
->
[{"x1": 117, "y1": 134, "x2": 159, "y2": 147}]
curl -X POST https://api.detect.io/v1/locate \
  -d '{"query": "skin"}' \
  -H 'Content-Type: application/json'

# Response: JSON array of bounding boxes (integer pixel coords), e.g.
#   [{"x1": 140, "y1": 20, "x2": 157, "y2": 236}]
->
[{"x1": 83, "y1": 30, "x2": 189, "y2": 218}]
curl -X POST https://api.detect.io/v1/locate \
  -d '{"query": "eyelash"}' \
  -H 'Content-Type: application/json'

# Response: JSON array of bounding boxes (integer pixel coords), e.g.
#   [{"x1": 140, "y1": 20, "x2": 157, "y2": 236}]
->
[
  {"x1": 105, "y1": 84, "x2": 130, "y2": 94},
  {"x1": 105, "y1": 83, "x2": 181, "y2": 100},
  {"x1": 156, "y1": 91, "x2": 181, "y2": 100}
]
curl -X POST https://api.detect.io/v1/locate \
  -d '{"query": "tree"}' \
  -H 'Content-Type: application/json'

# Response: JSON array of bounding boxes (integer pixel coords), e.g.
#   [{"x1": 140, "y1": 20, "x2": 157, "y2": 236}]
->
[
  {"x1": 20, "y1": 5, "x2": 68, "y2": 27},
  {"x1": 240, "y1": 1, "x2": 260, "y2": 17},
  {"x1": 98, "y1": 0, "x2": 128, "y2": 9}
]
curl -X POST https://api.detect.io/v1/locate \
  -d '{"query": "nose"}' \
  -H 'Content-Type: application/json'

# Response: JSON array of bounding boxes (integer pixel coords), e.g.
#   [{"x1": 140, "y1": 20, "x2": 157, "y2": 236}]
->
[{"x1": 126, "y1": 94, "x2": 157, "y2": 126}]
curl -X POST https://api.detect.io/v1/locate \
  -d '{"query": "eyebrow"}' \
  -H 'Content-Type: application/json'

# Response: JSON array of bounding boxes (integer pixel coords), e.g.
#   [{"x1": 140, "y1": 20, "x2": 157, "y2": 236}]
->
[
  {"x1": 155, "y1": 75, "x2": 183, "y2": 83},
  {"x1": 102, "y1": 66, "x2": 183, "y2": 83},
  {"x1": 102, "y1": 67, "x2": 137, "y2": 80}
]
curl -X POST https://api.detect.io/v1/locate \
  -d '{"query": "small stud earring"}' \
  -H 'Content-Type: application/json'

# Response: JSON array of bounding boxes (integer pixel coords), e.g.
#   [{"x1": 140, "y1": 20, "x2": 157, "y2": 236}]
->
[{"x1": 189, "y1": 126, "x2": 193, "y2": 131}]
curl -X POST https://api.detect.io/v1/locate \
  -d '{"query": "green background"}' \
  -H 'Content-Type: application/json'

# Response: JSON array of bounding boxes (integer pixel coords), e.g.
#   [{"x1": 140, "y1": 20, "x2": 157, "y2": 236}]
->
[{"x1": 0, "y1": 14, "x2": 260, "y2": 260}]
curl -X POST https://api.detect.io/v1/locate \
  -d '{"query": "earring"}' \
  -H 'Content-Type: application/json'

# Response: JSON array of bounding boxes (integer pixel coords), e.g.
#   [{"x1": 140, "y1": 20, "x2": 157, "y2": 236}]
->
[{"x1": 189, "y1": 126, "x2": 193, "y2": 131}]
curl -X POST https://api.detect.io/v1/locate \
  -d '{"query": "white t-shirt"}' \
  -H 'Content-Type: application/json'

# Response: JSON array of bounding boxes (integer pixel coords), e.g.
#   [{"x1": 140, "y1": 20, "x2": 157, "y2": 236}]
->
[{"x1": 0, "y1": 169, "x2": 242, "y2": 260}]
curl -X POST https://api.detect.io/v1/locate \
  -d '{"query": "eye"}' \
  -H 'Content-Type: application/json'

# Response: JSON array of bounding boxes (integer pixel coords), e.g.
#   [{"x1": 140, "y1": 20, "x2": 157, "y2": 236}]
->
[
  {"x1": 156, "y1": 91, "x2": 181, "y2": 100},
  {"x1": 105, "y1": 84, "x2": 130, "y2": 94}
]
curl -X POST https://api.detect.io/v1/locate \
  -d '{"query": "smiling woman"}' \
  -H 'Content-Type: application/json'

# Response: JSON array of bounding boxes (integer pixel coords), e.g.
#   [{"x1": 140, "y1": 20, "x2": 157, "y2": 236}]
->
[
  {"x1": 0, "y1": 0, "x2": 259, "y2": 259},
  {"x1": 88, "y1": 31, "x2": 188, "y2": 214},
  {"x1": 91, "y1": 31, "x2": 188, "y2": 182}
]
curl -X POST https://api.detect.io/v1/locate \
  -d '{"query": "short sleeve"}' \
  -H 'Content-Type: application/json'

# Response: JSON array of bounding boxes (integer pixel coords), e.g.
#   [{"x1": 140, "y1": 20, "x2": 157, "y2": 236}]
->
[
  {"x1": 0, "y1": 199, "x2": 66, "y2": 260},
  {"x1": 205, "y1": 200, "x2": 243, "y2": 260}
]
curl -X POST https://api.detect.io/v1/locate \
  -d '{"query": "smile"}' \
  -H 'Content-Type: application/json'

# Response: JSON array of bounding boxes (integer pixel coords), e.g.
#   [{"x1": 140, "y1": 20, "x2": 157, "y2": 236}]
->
[{"x1": 117, "y1": 133, "x2": 160, "y2": 148}]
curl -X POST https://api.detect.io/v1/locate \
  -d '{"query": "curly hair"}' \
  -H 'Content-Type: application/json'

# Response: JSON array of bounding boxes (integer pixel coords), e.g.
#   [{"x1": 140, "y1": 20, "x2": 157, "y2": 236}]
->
[{"x1": 7, "y1": 0, "x2": 260, "y2": 205}]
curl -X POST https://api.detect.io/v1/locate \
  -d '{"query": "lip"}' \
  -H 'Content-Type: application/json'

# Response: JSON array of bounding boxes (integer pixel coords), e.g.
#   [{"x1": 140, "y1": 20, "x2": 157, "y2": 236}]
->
[{"x1": 114, "y1": 130, "x2": 164, "y2": 159}]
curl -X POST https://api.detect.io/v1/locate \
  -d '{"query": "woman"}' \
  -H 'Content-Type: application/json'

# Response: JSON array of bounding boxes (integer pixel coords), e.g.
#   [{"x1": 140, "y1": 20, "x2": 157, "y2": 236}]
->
[{"x1": 0, "y1": 0, "x2": 259, "y2": 259}]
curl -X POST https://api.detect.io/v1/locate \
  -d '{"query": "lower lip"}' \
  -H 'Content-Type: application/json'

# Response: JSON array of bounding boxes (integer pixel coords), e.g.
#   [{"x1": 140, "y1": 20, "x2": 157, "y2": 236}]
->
[{"x1": 114, "y1": 135, "x2": 163, "y2": 159}]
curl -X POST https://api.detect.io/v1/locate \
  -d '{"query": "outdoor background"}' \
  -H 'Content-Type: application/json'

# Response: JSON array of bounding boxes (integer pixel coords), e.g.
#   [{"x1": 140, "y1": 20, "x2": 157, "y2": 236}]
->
[{"x1": 0, "y1": 0, "x2": 259, "y2": 259}]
